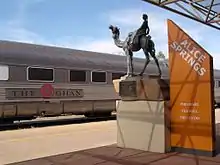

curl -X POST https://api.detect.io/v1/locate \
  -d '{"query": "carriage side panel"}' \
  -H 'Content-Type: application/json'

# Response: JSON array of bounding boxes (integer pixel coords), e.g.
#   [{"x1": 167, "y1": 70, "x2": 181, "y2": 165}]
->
[
  {"x1": 9, "y1": 65, "x2": 26, "y2": 82},
  {"x1": 54, "y1": 68, "x2": 68, "y2": 83},
  {"x1": 17, "y1": 103, "x2": 38, "y2": 117},
  {"x1": 63, "y1": 100, "x2": 93, "y2": 115}
]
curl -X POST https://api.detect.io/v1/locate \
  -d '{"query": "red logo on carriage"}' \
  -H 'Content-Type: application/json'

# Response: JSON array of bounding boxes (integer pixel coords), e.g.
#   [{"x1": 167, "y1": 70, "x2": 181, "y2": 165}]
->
[{"x1": 40, "y1": 84, "x2": 54, "y2": 98}]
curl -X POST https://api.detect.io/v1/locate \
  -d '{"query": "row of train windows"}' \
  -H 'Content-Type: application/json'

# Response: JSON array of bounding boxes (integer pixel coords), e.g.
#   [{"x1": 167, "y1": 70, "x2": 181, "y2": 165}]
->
[
  {"x1": 28, "y1": 67, "x2": 124, "y2": 82},
  {"x1": 28, "y1": 67, "x2": 107, "y2": 82},
  {"x1": 1, "y1": 65, "x2": 220, "y2": 86},
  {"x1": 0, "y1": 65, "x2": 124, "y2": 82}
]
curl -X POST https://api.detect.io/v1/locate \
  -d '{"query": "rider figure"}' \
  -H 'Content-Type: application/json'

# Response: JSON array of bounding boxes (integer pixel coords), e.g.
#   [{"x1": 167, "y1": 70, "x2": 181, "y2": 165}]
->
[
  {"x1": 137, "y1": 14, "x2": 150, "y2": 36},
  {"x1": 129, "y1": 14, "x2": 150, "y2": 45}
]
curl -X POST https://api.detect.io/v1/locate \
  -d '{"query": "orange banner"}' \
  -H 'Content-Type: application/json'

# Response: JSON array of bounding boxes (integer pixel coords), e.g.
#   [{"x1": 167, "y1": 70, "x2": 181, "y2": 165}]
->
[{"x1": 167, "y1": 19, "x2": 215, "y2": 155}]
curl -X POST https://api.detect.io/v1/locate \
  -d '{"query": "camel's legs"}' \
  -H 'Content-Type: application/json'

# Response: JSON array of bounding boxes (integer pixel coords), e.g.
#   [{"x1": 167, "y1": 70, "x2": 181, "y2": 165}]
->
[
  {"x1": 140, "y1": 36, "x2": 162, "y2": 77},
  {"x1": 125, "y1": 49, "x2": 132, "y2": 77},
  {"x1": 139, "y1": 49, "x2": 150, "y2": 76},
  {"x1": 150, "y1": 49, "x2": 162, "y2": 76},
  {"x1": 129, "y1": 50, "x2": 134, "y2": 76},
  {"x1": 139, "y1": 36, "x2": 150, "y2": 76},
  {"x1": 152, "y1": 56, "x2": 162, "y2": 76}
]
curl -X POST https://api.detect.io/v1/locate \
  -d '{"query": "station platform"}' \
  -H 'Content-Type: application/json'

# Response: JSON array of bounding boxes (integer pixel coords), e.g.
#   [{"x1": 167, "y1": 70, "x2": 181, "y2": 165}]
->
[{"x1": 11, "y1": 144, "x2": 220, "y2": 165}]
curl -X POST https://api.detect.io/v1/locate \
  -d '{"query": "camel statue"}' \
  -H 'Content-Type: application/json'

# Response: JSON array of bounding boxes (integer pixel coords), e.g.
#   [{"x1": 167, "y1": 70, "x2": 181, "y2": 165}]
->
[{"x1": 109, "y1": 14, "x2": 162, "y2": 77}]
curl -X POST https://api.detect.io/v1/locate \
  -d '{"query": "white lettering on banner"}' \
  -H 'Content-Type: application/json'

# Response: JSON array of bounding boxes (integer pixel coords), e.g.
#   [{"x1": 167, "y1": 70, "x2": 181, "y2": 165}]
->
[
  {"x1": 179, "y1": 102, "x2": 200, "y2": 121},
  {"x1": 180, "y1": 116, "x2": 200, "y2": 121},
  {"x1": 170, "y1": 39, "x2": 207, "y2": 76},
  {"x1": 180, "y1": 102, "x2": 199, "y2": 106}
]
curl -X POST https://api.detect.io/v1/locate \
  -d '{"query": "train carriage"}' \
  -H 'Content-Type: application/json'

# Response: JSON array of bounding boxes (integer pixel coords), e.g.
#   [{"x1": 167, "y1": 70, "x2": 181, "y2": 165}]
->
[{"x1": 0, "y1": 40, "x2": 219, "y2": 123}]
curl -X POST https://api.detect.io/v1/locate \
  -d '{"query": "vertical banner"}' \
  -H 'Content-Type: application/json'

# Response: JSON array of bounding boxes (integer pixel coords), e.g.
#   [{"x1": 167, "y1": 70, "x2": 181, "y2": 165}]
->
[{"x1": 167, "y1": 19, "x2": 216, "y2": 156}]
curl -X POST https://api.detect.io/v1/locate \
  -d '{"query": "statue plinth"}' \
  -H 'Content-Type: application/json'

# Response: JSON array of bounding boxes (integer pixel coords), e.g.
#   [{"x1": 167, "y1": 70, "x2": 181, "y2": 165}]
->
[
  {"x1": 113, "y1": 75, "x2": 128, "y2": 94},
  {"x1": 113, "y1": 75, "x2": 171, "y2": 153},
  {"x1": 113, "y1": 75, "x2": 169, "y2": 101}
]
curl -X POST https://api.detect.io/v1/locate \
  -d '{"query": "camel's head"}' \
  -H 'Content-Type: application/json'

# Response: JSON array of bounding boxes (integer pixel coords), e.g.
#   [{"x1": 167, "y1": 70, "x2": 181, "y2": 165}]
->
[{"x1": 109, "y1": 25, "x2": 120, "y2": 39}]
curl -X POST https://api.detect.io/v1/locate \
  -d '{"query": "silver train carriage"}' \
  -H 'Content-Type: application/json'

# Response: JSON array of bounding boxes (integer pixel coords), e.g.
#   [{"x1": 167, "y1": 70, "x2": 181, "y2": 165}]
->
[{"x1": 0, "y1": 40, "x2": 220, "y2": 123}]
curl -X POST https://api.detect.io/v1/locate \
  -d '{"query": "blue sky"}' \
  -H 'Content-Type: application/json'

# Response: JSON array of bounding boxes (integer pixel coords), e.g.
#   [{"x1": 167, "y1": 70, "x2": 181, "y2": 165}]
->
[{"x1": 0, "y1": 0, "x2": 219, "y2": 68}]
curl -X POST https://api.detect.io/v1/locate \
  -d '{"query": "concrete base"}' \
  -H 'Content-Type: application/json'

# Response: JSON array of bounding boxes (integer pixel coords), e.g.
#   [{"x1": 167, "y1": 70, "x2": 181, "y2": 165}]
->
[{"x1": 117, "y1": 100, "x2": 170, "y2": 153}]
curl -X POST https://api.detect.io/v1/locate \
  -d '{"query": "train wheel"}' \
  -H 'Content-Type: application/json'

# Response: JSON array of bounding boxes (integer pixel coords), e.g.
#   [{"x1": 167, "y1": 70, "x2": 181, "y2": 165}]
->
[{"x1": 39, "y1": 111, "x2": 46, "y2": 117}]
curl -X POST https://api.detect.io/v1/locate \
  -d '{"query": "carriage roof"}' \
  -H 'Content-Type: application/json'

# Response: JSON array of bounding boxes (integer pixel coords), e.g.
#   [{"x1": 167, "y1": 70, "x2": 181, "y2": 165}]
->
[
  {"x1": 0, "y1": 40, "x2": 220, "y2": 78},
  {"x1": 0, "y1": 40, "x2": 159, "y2": 72}
]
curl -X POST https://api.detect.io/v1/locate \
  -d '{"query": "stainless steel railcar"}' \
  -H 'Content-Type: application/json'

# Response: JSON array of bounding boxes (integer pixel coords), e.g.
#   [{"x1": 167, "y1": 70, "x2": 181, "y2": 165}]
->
[
  {"x1": 0, "y1": 40, "x2": 220, "y2": 123},
  {"x1": 0, "y1": 40, "x2": 168, "y2": 123}
]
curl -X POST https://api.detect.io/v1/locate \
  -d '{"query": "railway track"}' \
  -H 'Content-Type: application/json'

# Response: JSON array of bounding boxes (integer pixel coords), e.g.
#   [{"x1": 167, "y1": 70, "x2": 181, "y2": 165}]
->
[{"x1": 0, "y1": 114, "x2": 116, "y2": 131}]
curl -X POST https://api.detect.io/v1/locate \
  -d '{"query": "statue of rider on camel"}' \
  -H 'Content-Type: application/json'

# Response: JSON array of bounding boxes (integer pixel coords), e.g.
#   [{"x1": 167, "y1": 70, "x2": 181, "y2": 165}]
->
[{"x1": 109, "y1": 13, "x2": 162, "y2": 77}]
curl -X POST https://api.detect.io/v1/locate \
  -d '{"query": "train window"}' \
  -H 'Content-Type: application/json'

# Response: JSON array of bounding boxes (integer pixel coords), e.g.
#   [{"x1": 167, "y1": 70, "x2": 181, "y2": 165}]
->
[
  {"x1": 70, "y1": 70, "x2": 86, "y2": 82},
  {"x1": 214, "y1": 80, "x2": 218, "y2": 88},
  {"x1": 0, "y1": 65, "x2": 9, "y2": 80},
  {"x1": 112, "y1": 72, "x2": 125, "y2": 80},
  {"x1": 214, "y1": 80, "x2": 220, "y2": 88},
  {"x1": 91, "y1": 71, "x2": 106, "y2": 83},
  {"x1": 27, "y1": 67, "x2": 54, "y2": 81}
]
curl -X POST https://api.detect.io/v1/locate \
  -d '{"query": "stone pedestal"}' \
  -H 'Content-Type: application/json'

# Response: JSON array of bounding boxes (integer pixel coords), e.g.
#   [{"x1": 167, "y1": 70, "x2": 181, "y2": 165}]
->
[{"x1": 113, "y1": 75, "x2": 171, "y2": 153}]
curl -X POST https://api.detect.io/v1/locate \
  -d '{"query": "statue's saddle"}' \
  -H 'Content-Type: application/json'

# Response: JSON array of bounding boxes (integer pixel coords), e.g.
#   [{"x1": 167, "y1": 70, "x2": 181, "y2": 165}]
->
[{"x1": 128, "y1": 30, "x2": 151, "y2": 46}]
